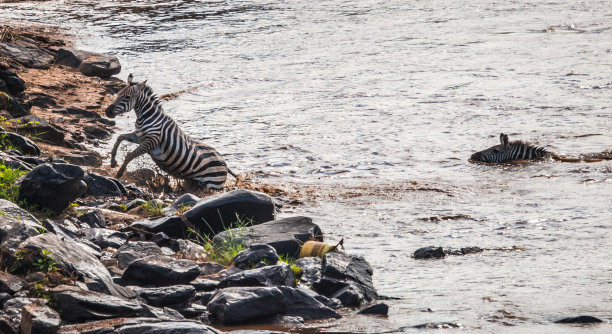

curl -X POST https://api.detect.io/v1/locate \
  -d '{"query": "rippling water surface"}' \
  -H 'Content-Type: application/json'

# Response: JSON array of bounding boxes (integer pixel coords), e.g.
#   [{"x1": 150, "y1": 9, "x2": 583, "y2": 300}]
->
[{"x1": 2, "y1": 1, "x2": 611, "y2": 332}]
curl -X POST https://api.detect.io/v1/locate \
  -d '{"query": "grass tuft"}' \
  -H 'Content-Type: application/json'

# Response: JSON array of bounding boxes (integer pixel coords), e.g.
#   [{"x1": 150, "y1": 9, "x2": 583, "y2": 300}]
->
[
  {"x1": 0, "y1": 160, "x2": 27, "y2": 202},
  {"x1": 141, "y1": 200, "x2": 164, "y2": 217}
]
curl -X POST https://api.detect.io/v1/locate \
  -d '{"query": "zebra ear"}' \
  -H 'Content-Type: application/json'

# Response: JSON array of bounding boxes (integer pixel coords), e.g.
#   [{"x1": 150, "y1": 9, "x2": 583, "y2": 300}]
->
[
  {"x1": 500, "y1": 133, "x2": 509, "y2": 146},
  {"x1": 127, "y1": 74, "x2": 134, "y2": 85}
]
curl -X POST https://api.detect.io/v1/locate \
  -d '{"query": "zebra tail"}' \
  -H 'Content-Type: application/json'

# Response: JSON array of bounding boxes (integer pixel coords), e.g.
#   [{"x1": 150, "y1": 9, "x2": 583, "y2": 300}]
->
[{"x1": 227, "y1": 167, "x2": 238, "y2": 178}]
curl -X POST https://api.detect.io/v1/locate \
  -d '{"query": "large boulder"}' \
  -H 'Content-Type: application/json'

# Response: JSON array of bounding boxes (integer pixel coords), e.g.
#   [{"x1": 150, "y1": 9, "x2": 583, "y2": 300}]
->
[
  {"x1": 184, "y1": 190, "x2": 276, "y2": 236},
  {"x1": 20, "y1": 303, "x2": 60, "y2": 334},
  {"x1": 232, "y1": 244, "x2": 279, "y2": 270},
  {"x1": 19, "y1": 233, "x2": 135, "y2": 298},
  {"x1": 17, "y1": 163, "x2": 87, "y2": 213},
  {"x1": 0, "y1": 132, "x2": 40, "y2": 156},
  {"x1": 207, "y1": 287, "x2": 287, "y2": 325},
  {"x1": 213, "y1": 216, "x2": 322, "y2": 258},
  {"x1": 313, "y1": 251, "x2": 377, "y2": 307},
  {"x1": 50, "y1": 285, "x2": 143, "y2": 322},
  {"x1": 122, "y1": 255, "x2": 201, "y2": 286},
  {"x1": 113, "y1": 241, "x2": 163, "y2": 269},
  {"x1": 78, "y1": 54, "x2": 121, "y2": 78},
  {"x1": 218, "y1": 263, "x2": 294, "y2": 288}
]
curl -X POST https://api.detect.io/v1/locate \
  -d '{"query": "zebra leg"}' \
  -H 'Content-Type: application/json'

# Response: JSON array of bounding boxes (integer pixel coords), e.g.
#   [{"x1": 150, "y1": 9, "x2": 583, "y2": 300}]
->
[
  {"x1": 115, "y1": 139, "x2": 157, "y2": 178},
  {"x1": 110, "y1": 132, "x2": 139, "y2": 168}
]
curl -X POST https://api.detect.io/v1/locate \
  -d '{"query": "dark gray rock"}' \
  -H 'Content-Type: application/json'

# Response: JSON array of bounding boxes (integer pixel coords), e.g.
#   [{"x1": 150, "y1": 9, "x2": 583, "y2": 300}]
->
[
  {"x1": 0, "y1": 70, "x2": 26, "y2": 96},
  {"x1": 184, "y1": 189, "x2": 276, "y2": 236},
  {"x1": 122, "y1": 255, "x2": 201, "y2": 286},
  {"x1": 358, "y1": 302, "x2": 389, "y2": 316},
  {"x1": 295, "y1": 257, "x2": 322, "y2": 287},
  {"x1": 0, "y1": 271, "x2": 25, "y2": 294},
  {"x1": 413, "y1": 246, "x2": 445, "y2": 259},
  {"x1": 413, "y1": 322, "x2": 461, "y2": 329},
  {"x1": 14, "y1": 115, "x2": 65, "y2": 145},
  {"x1": 131, "y1": 216, "x2": 186, "y2": 239},
  {"x1": 0, "y1": 298, "x2": 44, "y2": 334},
  {"x1": 313, "y1": 251, "x2": 377, "y2": 307},
  {"x1": 51, "y1": 285, "x2": 143, "y2": 322},
  {"x1": 20, "y1": 303, "x2": 60, "y2": 334},
  {"x1": 207, "y1": 287, "x2": 288, "y2": 325},
  {"x1": 165, "y1": 193, "x2": 200, "y2": 214},
  {"x1": 0, "y1": 93, "x2": 29, "y2": 118},
  {"x1": 84, "y1": 125, "x2": 111, "y2": 139},
  {"x1": 132, "y1": 285, "x2": 196, "y2": 307},
  {"x1": 213, "y1": 216, "x2": 322, "y2": 259},
  {"x1": 81, "y1": 228, "x2": 128, "y2": 249},
  {"x1": 191, "y1": 278, "x2": 219, "y2": 292},
  {"x1": 150, "y1": 232, "x2": 178, "y2": 251},
  {"x1": 233, "y1": 244, "x2": 279, "y2": 270},
  {"x1": 117, "y1": 321, "x2": 221, "y2": 334},
  {"x1": 19, "y1": 233, "x2": 135, "y2": 298},
  {"x1": 114, "y1": 241, "x2": 163, "y2": 269},
  {"x1": 83, "y1": 173, "x2": 126, "y2": 197},
  {"x1": 0, "y1": 292, "x2": 10, "y2": 307},
  {"x1": 18, "y1": 163, "x2": 87, "y2": 213},
  {"x1": 218, "y1": 263, "x2": 294, "y2": 288},
  {"x1": 0, "y1": 132, "x2": 40, "y2": 155},
  {"x1": 41, "y1": 219, "x2": 79, "y2": 240},
  {"x1": 0, "y1": 43, "x2": 54, "y2": 69},
  {"x1": 78, "y1": 54, "x2": 121, "y2": 78},
  {"x1": 61, "y1": 153, "x2": 101, "y2": 167},
  {"x1": 278, "y1": 286, "x2": 340, "y2": 320},
  {"x1": 141, "y1": 305, "x2": 186, "y2": 321},
  {"x1": 444, "y1": 246, "x2": 484, "y2": 256},
  {"x1": 0, "y1": 215, "x2": 41, "y2": 254},
  {"x1": 78, "y1": 209, "x2": 107, "y2": 228},
  {"x1": 54, "y1": 49, "x2": 97, "y2": 68},
  {"x1": 194, "y1": 291, "x2": 215, "y2": 306},
  {"x1": 554, "y1": 315, "x2": 603, "y2": 324},
  {"x1": 199, "y1": 262, "x2": 225, "y2": 276}
]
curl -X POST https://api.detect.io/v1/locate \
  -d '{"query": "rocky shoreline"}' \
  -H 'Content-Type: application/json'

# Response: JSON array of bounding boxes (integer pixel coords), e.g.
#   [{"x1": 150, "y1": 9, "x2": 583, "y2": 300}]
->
[{"x1": 0, "y1": 24, "x2": 386, "y2": 333}]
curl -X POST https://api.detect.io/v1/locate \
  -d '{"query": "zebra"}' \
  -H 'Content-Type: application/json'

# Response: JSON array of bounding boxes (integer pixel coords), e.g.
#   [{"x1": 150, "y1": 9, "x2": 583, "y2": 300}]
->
[
  {"x1": 470, "y1": 133, "x2": 551, "y2": 163},
  {"x1": 470, "y1": 133, "x2": 612, "y2": 163},
  {"x1": 104, "y1": 74, "x2": 235, "y2": 189}
]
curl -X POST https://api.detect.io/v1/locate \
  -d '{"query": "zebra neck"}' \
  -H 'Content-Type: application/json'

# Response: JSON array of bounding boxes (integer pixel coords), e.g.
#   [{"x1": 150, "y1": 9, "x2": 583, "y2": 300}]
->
[{"x1": 134, "y1": 89, "x2": 164, "y2": 123}]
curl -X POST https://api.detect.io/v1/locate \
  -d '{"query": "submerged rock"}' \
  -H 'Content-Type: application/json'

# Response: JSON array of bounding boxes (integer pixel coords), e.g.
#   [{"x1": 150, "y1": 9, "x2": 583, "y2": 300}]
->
[
  {"x1": 17, "y1": 163, "x2": 87, "y2": 213},
  {"x1": 554, "y1": 315, "x2": 603, "y2": 324},
  {"x1": 51, "y1": 285, "x2": 143, "y2": 322},
  {"x1": 313, "y1": 251, "x2": 378, "y2": 307},
  {"x1": 213, "y1": 216, "x2": 322, "y2": 258},
  {"x1": 122, "y1": 255, "x2": 200, "y2": 286},
  {"x1": 184, "y1": 189, "x2": 276, "y2": 236},
  {"x1": 413, "y1": 246, "x2": 446, "y2": 259},
  {"x1": 358, "y1": 302, "x2": 389, "y2": 316}
]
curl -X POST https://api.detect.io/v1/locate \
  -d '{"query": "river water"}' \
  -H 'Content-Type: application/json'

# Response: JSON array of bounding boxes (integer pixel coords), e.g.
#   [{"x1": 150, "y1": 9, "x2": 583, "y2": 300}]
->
[{"x1": 2, "y1": 1, "x2": 611, "y2": 332}]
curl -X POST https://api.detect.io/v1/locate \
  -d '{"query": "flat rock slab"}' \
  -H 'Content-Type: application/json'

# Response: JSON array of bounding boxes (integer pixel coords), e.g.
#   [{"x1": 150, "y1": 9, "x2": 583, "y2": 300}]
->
[
  {"x1": 20, "y1": 303, "x2": 60, "y2": 334},
  {"x1": 19, "y1": 233, "x2": 134, "y2": 298},
  {"x1": 51, "y1": 285, "x2": 143, "y2": 322},
  {"x1": 117, "y1": 321, "x2": 222, "y2": 334},
  {"x1": 123, "y1": 255, "x2": 200, "y2": 286},
  {"x1": 184, "y1": 189, "x2": 276, "y2": 236},
  {"x1": 213, "y1": 216, "x2": 322, "y2": 258},
  {"x1": 313, "y1": 251, "x2": 378, "y2": 307},
  {"x1": 207, "y1": 287, "x2": 288, "y2": 325},
  {"x1": 132, "y1": 285, "x2": 196, "y2": 307},
  {"x1": 114, "y1": 241, "x2": 162, "y2": 269},
  {"x1": 218, "y1": 263, "x2": 294, "y2": 288}
]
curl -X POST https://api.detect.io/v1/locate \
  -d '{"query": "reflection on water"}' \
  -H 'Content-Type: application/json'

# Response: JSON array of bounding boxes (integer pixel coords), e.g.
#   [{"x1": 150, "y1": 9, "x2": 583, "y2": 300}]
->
[{"x1": 2, "y1": 0, "x2": 611, "y2": 332}]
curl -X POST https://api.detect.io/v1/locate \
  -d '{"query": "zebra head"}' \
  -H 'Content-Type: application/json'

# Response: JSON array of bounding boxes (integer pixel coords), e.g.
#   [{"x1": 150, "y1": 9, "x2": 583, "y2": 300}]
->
[
  {"x1": 470, "y1": 133, "x2": 512, "y2": 162},
  {"x1": 105, "y1": 74, "x2": 147, "y2": 118}
]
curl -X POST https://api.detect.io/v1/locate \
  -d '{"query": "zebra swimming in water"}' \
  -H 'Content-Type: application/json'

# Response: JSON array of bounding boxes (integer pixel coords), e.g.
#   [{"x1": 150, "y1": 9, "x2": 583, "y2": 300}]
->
[
  {"x1": 470, "y1": 133, "x2": 612, "y2": 163},
  {"x1": 105, "y1": 74, "x2": 235, "y2": 189}
]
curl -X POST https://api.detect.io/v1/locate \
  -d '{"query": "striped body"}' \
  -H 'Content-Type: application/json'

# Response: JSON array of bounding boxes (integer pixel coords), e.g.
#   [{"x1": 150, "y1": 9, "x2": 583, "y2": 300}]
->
[
  {"x1": 470, "y1": 133, "x2": 550, "y2": 163},
  {"x1": 106, "y1": 76, "x2": 231, "y2": 189}
]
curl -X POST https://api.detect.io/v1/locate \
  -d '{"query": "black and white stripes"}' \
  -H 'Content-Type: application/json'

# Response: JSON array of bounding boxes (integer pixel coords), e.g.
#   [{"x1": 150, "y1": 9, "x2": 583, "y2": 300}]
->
[
  {"x1": 105, "y1": 74, "x2": 233, "y2": 189},
  {"x1": 470, "y1": 133, "x2": 550, "y2": 163}
]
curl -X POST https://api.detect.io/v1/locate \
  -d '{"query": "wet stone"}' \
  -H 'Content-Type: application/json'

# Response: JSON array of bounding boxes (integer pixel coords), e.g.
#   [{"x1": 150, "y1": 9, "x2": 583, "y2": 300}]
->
[
  {"x1": 117, "y1": 321, "x2": 221, "y2": 334},
  {"x1": 78, "y1": 54, "x2": 121, "y2": 78},
  {"x1": 0, "y1": 132, "x2": 40, "y2": 156},
  {"x1": 278, "y1": 286, "x2": 341, "y2": 321},
  {"x1": 413, "y1": 246, "x2": 446, "y2": 259},
  {"x1": 358, "y1": 302, "x2": 389, "y2": 316},
  {"x1": 207, "y1": 287, "x2": 288, "y2": 325},
  {"x1": 84, "y1": 173, "x2": 126, "y2": 197},
  {"x1": 199, "y1": 262, "x2": 225, "y2": 276},
  {"x1": 554, "y1": 315, "x2": 603, "y2": 324}
]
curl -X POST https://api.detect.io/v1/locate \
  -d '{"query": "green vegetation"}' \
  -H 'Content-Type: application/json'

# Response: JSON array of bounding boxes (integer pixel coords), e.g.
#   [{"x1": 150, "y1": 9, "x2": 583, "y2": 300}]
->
[
  {"x1": 187, "y1": 215, "x2": 253, "y2": 266},
  {"x1": 279, "y1": 254, "x2": 302, "y2": 285},
  {"x1": 141, "y1": 200, "x2": 164, "y2": 217},
  {"x1": 0, "y1": 160, "x2": 27, "y2": 202},
  {"x1": 10, "y1": 249, "x2": 59, "y2": 274}
]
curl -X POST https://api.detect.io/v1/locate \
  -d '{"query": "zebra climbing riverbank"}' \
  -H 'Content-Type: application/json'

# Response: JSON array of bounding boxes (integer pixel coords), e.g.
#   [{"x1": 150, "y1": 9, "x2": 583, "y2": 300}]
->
[
  {"x1": 104, "y1": 74, "x2": 235, "y2": 190},
  {"x1": 470, "y1": 133, "x2": 612, "y2": 163}
]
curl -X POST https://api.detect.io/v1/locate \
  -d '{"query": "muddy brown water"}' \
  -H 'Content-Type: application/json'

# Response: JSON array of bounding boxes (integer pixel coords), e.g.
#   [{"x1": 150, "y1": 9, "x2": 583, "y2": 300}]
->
[{"x1": 2, "y1": 1, "x2": 611, "y2": 332}]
